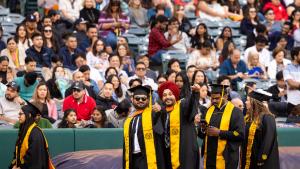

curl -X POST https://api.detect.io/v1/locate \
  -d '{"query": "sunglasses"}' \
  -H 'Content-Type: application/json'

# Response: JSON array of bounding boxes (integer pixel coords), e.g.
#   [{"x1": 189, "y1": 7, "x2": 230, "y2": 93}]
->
[
  {"x1": 44, "y1": 29, "x2": 52, "y2": 33},
  {"x1": 73, "y1": 89, "x2": 82, "y2": 93},
  {"x1": 136, "y1": 67, "x2": 146, "y2": 71},
  {"x1": 134, "y1": 96, "x2": 147, "y2": 101}
]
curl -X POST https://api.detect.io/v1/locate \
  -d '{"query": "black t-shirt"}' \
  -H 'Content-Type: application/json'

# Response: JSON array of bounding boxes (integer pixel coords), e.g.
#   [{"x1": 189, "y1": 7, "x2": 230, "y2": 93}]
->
[{"x1": 0, "y1": 71, "x2": 7, "y2": 84}]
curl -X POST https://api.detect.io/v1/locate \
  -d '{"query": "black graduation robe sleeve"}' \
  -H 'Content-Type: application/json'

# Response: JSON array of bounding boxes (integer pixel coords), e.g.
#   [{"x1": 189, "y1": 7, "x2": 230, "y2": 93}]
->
[
  {"x1": 21, "y1": 127, "x2": 48, "y2": 169},
  {"x1": 182, "y1": 91, "x2": 200, "y2": 122},
  {"x1": 257, "y1": 114, "x2": 277, "y2": 164},
  {"x1": 219, "y1": 107, "x2": 245, "y2": 142}
]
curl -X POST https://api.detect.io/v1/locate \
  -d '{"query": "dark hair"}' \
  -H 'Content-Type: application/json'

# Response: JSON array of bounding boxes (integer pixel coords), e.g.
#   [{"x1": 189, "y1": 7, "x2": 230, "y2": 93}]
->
[
  {"x1": 105, "y1": 0, "x2": 122, "y2": 17},
  {"x1": 135, "y1": 61, "x2": 146, "y2": 68},
  {"x1": 51, "y1": 55, "x2": 62, "y2": 63},
  {"x1": 92, "y1": 106, "x2": 108, "y2": 126},
  {"x1": 108, "y1": 55, "x2": 121, "y2": 62},
  {"x1": 74, "y1": 53, "x2": 87, "y2": 62},
  {"x1": 15, "y1": 24, "x2": 30, "y2": 45},
  {"x1": 255, "y1": 35, "x2": 268, "y2": 44},
  {"x1": 157, "y1": 73, "x2": 167, "y2": 81},
  {"x1": 58, "y1": 109, "x2": 76, "y2": 128},
  {"x1": 66, "y1": 34, "x2": 77, "y2": 40},
  {"x1": 276, "y1": 71, "x2": 283, "y2": 81},
  {"x1": 156, "y1": 15, "x2": 169, "y2": 23},
  {"x1": 225, "y1": 0, "x2": 241, "y2": 13},
  {"x1": 42, "y1": 25, "x2": 59, "y2": 53},
  {"x1": 115, "y1": 99, "x2": 131, "y2": 116},
  {"x1": 25, "y1": 56, "x2": 36, "y2": 64},
  {"x1": 168, "y1": 17, "x2": 179, "y2": 25},
  {"x1": 106, "y1": 74, "x2": 123, "y2": 98},
  {"x1": 220, "y1": 40, "x2": 236, "y2": 63},
  {"x1": 116, "y1": 43, "x2": 132, "y2": 56},
  {"x1": 31, "y1": 32, "x2": 42, "y2": 40},
  {"x1": 219, "y1": 26, "x2": 232, "y2": 41},
  {"x1": 51, "y1": 65, "x2": 64, "y2": 80},
  {"x1": 166, "y1": 69, "x2": 176, "y2": 79},
  {"x1": 187, "y1": 65, "x2": 196, "y2": 70},
  {"x1": 192, "y1": 70, "x2": 207, "y2": 85},
  {"x1": 283, "y1": 21, "x2": 292, "y2": 29},
  {"x1": 263, "y1": 8, "x2": 274, "y2": 15},
  {"x1": 129, "y1": 78, "x2": 142, "y2": 87},
  {"x1": 291, "y1": 47, "x2": 300, "y2": 60},
  {"x1": 245, "y1": 7, "x2": 258, "y2": 21},
  {"x1": 256, "y1": 24, "x2": 267, "y2": 34},
  {"x1": 105, "y1": 67, "x2": 118, "y2": 79},
  {"x1": 79, "y1": 65, "x2": 91, "y2": 73},
  {"x1": 0, "y1": 55, "x2": 9, "y2": 63},
  {"x1": 6, "y1": 37, "x2": 16, "y2": 44},
  {"x1": 199, "y1": 40, "x2": 213, "y2": 49},
  {"x1": 87, "y1": 24, "x2": 97, "y2": 31},
  {"x1": 92, "y1": 39, "x2": 105, "y2": 56},
  {"x1": 191, "y1": 23, "x2": 210, "y2": 48},
  {"x1": 42, "y1": 15, "x2": 51, "y2": 22},
  {"x1": 291, "y1": 9, "x2": 300, "y2": 22},
  {"x1": 217, "y1": 75, "x2": 231, "y2": 84},
  {"x1": 167, "y1": 58, "x2": 180, "y2": 69},
  {"x1": 175, "y1": 72, "x2": 191, "y2": 99}
]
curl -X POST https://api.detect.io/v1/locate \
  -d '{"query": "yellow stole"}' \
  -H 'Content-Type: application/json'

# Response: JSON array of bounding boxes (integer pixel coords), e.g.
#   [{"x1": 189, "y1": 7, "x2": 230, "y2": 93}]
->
[
  {"x1": 15, "y1": 123, "x2": 55, "y2": 169},
  {"x1": 124, "y1": 102, "x2": 157, "y2": 169},
  {"x1": 204, "y1": 102, "x2": 234, "y2": 169},
  {"x1": 244, "y1": 119, "x2": 258, "y2": 169},
  {"x1": 169, "y1": 101, "x2": 181, "y2": 169}
]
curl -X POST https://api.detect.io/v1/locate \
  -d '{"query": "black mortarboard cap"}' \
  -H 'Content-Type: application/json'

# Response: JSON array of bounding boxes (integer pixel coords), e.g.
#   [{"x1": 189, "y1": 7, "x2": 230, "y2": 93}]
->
[
  {"x1": 128, "y1": 85, "x2": 151, "y2": 96},
  {"x1": 210, "y1": 84, "x2": 229, "y2": 94},
  {"x1": 248, "y1": 89, "x2": 272, "y2": 102},
  {"x1": 21, "y1": 101, "x2": 41, "y2": 117}
]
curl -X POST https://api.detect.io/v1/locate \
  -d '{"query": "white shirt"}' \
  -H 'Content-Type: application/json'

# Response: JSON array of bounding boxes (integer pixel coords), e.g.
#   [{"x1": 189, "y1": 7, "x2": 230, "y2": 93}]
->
[
  {"x1": 128, "y1": 75, "x2": 158, "y2": 91},
  {"x1": 0, "y1": 97, "x2": 21, "y2": 121},
  {"x1": 243, "y1": 46, "x2": 272, "y2": 67},
  {"x1": 283, "y1": 63, "x2": 300, "y2": 105},
  {"x1": 267, "y1": 58, "x2": 291, "y2": 80},
  {"x1": 164, "y1": 31, "x2": 191, "y2": 53},
  {"x1": 133, "y1": 116, "x2": 141, "y2": 153},
  {"x1": 59, "y1": 0, "x2": 83, "y2": 21}
]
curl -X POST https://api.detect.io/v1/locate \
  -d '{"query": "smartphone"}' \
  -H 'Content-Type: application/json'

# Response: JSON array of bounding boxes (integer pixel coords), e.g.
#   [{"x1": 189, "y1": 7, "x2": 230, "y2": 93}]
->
[{"x1": 200, "y1": 119, "x2": 208, "y2": 126}]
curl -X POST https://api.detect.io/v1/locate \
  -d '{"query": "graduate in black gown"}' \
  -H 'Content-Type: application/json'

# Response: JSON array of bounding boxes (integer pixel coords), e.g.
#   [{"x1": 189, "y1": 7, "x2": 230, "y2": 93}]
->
[
  {"x1": 157, "y1": 81, "x2": 200, "y2": 169},
  {"x1": 123, "y1": 85, "x2": 165, "y2": 169},
  {"x1": 10, "y1": 102, "x2": 55, "y2": 169},
  {"x1": 242, "y1": 90, "x2": 280, "y2": 169},
  {"x1": 198, "y1": 84, "x2": 245, "y2": 169}
]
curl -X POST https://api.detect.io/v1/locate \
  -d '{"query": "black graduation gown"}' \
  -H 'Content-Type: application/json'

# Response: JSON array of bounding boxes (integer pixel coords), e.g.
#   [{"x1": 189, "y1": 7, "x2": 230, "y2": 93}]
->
[
  {"x1": 198, "y1": 104, "x2": 245, "y2": 169},
  {"x1": 241, "y1": 114, "x2": 280, "y2": 169},
  {"x1": 122, "y1": 112, "x2": 165, "y2": 169},
  {"x1": 161, "y1": 92, "x2": 200, "y2": 169},
  {"x1": 12, "y1": 127, "x2": 49, "y2": 169}
]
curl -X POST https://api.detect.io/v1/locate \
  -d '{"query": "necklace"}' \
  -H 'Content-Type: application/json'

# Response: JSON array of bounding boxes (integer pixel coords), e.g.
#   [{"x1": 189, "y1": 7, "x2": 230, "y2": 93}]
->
[{"x1": 86, "y1": 9, "x2": 95, "y2": 23}]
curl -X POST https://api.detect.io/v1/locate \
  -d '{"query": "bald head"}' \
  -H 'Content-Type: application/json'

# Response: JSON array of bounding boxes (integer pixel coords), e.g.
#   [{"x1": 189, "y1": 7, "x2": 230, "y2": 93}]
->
[
  {"x1": 73, "y1": 71, "x2": 84, "y2": 81},
  {"x1": 231, "y1": 98, "x2": 244, "y2": 111},
  {"x1": 231, "y1": 49, "x2": 241, "y2": 64}
]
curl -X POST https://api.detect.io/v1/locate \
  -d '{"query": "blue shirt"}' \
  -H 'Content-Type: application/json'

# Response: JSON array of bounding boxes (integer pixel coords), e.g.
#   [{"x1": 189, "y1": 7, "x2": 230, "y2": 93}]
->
[
  {"x1": 59, "y1": 47, "x2": 83, "y2": 71},
  {"x1": 219, "y1": 59, "x2": 248, "y2": 90},
  {"x1": 0, "y1": 40, "x2": 6, "y2": 52},
  {"x1": 15, "y1": 76, "x2": 38, "y2": 101},
  {"x1": 25, "y1": 46, "x2": 54, "y2": 68},
  {"x1": 147, "y1": 7, "x2": 172, "y2": 21}
]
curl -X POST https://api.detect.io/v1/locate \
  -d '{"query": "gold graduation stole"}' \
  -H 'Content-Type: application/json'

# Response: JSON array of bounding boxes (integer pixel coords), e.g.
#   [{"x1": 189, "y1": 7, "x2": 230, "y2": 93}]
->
[
  {"x1": 123, "y1": 100, "x2": 157, "y2": 169},
  {"x1": 204, "y1": 102, "x2": 234, "y2": 169},
  {"x1": 169, "y1": 101, "x2": 181, "y2": 169},
  {"x1": 15, "y1": 123, "x2": 55, "y2": 169},
  {"x1": 244, "y1": 120, "x2": 258, "y2": 169}
]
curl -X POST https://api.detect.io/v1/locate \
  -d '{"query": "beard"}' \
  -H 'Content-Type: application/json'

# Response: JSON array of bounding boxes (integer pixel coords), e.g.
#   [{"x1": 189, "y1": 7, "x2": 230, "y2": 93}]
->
[
  {"x1": 164, "y1": 98, "x2": 175, "y2": 106},
  {"x1": 133, "y1": 102, "x2": 148, "y2": 110},
  {"x1": 5, "y1": 94, "x2": 14, "y2": 101}
]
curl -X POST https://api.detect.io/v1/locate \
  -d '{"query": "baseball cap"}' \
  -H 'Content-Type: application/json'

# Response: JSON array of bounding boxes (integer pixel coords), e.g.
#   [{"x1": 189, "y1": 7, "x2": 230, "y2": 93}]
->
[
  {"x1": 74, "y1": 18, "x2": 87, "y2": 25},
  {"x1": 6, "y1": 81, "x2": 20, "y2": 92},
  {"x1": 72, "y1": 81, "x2": 85, "y2": 91},
  {"x1": 26, "y1": 14, "x2": 36, "y2": 22}
]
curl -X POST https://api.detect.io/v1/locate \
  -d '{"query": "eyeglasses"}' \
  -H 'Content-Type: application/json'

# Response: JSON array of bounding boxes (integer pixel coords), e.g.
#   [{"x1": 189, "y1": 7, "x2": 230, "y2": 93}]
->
[
  {"x1": 249, "y1": 10, "x2": 256, "y2": 13},
  {"x1": 18, "y1": 112, "x2": 25, "y2": 116},
  {"x1": 134, "y1": 96, "x2": 147, "y2": 101},
  {"x1": 44, "y1": 29, "x2": 52, "y2": 33},
  {"x1": 72, "y1": 89, "x2": 82, "y2": 93},
  {"x1": 267, "y1": 12, "x2": 274, "y2": 15},
  {"x1": 136, "y1": 67, "x2": 146, "y2": 71}
]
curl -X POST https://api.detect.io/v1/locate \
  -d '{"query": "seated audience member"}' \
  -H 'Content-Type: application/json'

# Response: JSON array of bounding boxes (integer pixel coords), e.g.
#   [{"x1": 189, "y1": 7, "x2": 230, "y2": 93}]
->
[
  {"x1": 168, "y1": 58, "x2": 181, "y2": 73},
  {"x1": 245, "y1": 24, "x2": 268, "y2": 49},
  {"x1": 231, "y1": 97, "x2": 244, "y2": 111},
  {"x1": 166, "y1": 69, "x2": 177, "y2": 83},
  {"x1": 108, "y1": 55, "x2": 129, "y2": 83},
  {"x1": 58, "y1": 109, "x2": 77, "y2": 128},
  {"x1": 1, "y1": 37, "x2": 25, "y2": 71},
  {"x1": 244, "y1": 35, "x2": 271, "y2": 68},
  {"x1": 191, "y1": 70, "x2": 208, "y2": 85},
  {"x1": 59, "y1": 34, "x2": 84, "y2": 71},
  {"x1": 198, "y1": 83, "x2": 211, "y2": 109},
  {"x1": 96, "y1": 82, "x2": 118, "y2": 110},
  {"x1": 164, "y1": 17, "x2": 191, "y2": 53},
  {"x1": 86, "y1": 39, "x2": 108, "y2": 71},
  {"x1": 0, "y1": 82, "x2": 25, "y2": 125},
  {"x1": 137, "y1": 55, "x2": 157, "y2": 81},
  {"x1": 106, "y1": 74, "x2": 127, "y2": 102},
  {"x1": 197, "y1": 0, "x2": 227, "y2": 21},
  {"x1": 217, "y1": 75, "x2": 241, "y2": 100},
  {"x1": 59, "y1": 0, "x2": 82, "y2": 22},
  {"x1": 15, "y1": 72, "x2": 39, "y2": 101},
  {"x1": 0, "y1": 56, "x2": 9, "y2": 84},
  {"x1": 175, "y1": 72, "x2": 191, "y2": 99},
  {"x1": 30, "y1": 82, "x2": 58, "y2": 123},
  {"x1": 63, "y1": 81, "x2": 96, "y2": 121},
  {"x1": 215, "y1": 27, "x2": 233, "y2": 52},
  {"x1": 269, "y1": 22, "x2": 294, "y2": 50},
  {"x1": 267, "y1": 47, "x2": 291, "y2": 80},
  {"x1": 173, "y1": 4, "x2": 193, "y2": 35},
  {"x1": 16, "y1": 56, "x2": 37, "y2": 77},
  {"x1": 42, "y1": 25, "x2": 61, "y2": 54},
  {"x1": 262, "y1": 8, "x2": 282, "y2": 35},
  {"x1": 219, "y1": 40, "x2": 236, "y2": 64},
  {"x1": 263, "y1": 0, "x2": 288, "y2": 21},
  {"x1": 73, "y1": 18, "x2": 88, "y2": 45},
  {"x1": 98, "y1": 0, "x2": 130, "y2": 50},
  {"x1": 267, "y1": 71, "x2": 287, "y2": 102},
  {"x1": 25, "y1": 32, "x2": 54, "y2": 68},
  {"x1": 85, "y1": 106, "x2": 113, "y2": 128},
  {"x1": 186, "y1": 65, "x2": 196, "y2": 83},
  {"x1": 105, "y1": 99, "x2": 131, "y2": 128},
  {"x1": 240, "y1": 7, "x2": 259, "y2": 36},
  {"x1": 79, "y1": 65, "x2": 100, "y2": 95},
  {"x1": 127, "y1": 78, "x2": 143, "y2": 98},
  {"x1": 78, "y1": 24, "x2": 98, "y2": 52},
  {"x1": 157, "y1": 74, "x2": 168, "y2": 87},
  {"x1": 190, "y1": 23, "x2": 214, "y2": 49},
  {"x1": 219, "y1": 49, "x2": 248, "y2": 91},
  {"x1": 148, "y1": 15, "x2": 182, "y2": 65},
  {"x1": 128, "y1": 62, "x2": 158, "y2": 90},
  {"x1": 80, "y1": 0, "x2": 100, "y2": 24},
  {"x1": 116, "y1": 44, "x2": 135, "y2": 76},
  {"x1": 247, "y1": 51, "x2": 267, "y2": 80},
  {"x1": 128, "y1": 0, "x2": 149, "y2": 27}
]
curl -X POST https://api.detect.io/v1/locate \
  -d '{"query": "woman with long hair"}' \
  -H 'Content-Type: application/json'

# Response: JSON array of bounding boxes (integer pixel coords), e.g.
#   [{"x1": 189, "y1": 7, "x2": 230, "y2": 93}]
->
[
  {"x1": 31, "y1": 82, "x2": 58, "y2": 123},
  {"x1": 85, "y1": 106, "x2": 112, "y2": 128},
  {"x1": 106, "y1": 74, "x2": 127, "y2": 102},
  {"x1": 219, "y1": 40, "x2": 236, "y2": 64},
  {"x1": 240, "y1": 7, "x2": 259, "y2": 36},
  {"x1": 175, "y1": 72, "x2": 191, "y2": 99},
  {"x1": 86, "y1": 39, "x2": 106, "y2": 69},
  {"x1": 215, "y1": 26, "x2": 233, "y2": 52},
  {"x1": 98, "y1": 0, "x2": 130, "y2": 50},
  {"x1": 241, "y1": 90, "x2": 279, "y2": 169},
  {"x1": 58, "y1": 109, "x2": 77, "y2": 128},
  {"x1": 128, "y1": 0, "x2": 149, "y2": 27},
  {"x1": 192, "y1": 69, "x2": 208, "y2": 85},
  {"x1": 10, "y1": 103, "x2": 55, "y2": 169},
  {"x1": 15, "y1": 24, "x2": 32, "y2": 55},
  {"x1": 42, "y1": 25, "x2": 60, "y2": 54},
  {"x1": 116, "y1": 43, "x2": 135, "y2": 76},
  {"x1": 0, "y1": 37, "x2": 25, "y2": 71},
  {"x1": 190, "y1": 23, "x2": 214, "y2": 49},
  {"x1": 108, "y1": 55, "x2": 128, "y2": 84},
  {"x1": 173, "y1": 4, "x2": 192, "y2": 35}
]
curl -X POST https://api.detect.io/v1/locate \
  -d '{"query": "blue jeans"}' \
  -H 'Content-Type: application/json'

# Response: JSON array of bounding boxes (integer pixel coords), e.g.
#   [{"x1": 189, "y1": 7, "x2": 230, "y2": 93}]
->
[
  {"x1": 150, "y1": 50, "x2": 166, "y2": 65},
  {"x1": 105, "y1": 31, "x2": 118, "y2": 50}
]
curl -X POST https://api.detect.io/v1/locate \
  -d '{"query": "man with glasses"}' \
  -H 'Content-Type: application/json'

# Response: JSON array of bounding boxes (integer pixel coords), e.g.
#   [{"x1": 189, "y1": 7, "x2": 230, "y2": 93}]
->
[
  {"x1": 63, "y1": 81, "x2": 96, "y2": 121},
  {"x1": 123, "y1": 85, "x2": 165, "y2": 169},
  {"x1": 128, "y1": 62, "x2": 158, "y2": 91}
]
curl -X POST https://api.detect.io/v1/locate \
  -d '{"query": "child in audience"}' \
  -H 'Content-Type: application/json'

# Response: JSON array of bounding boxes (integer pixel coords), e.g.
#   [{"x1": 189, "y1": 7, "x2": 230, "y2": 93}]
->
[
  {"x1": 85, "y1": 106, "x2": 113, "y2": 128},
  {"x1": 58, "y1": 109, "x2": 77, "y2": 128}
]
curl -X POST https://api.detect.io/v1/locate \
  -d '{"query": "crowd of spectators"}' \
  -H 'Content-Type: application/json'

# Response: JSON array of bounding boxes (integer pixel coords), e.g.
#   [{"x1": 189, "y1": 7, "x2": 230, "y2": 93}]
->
[{"x1": 1, "y1": 0, "x2": 300, "y2": 128}]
